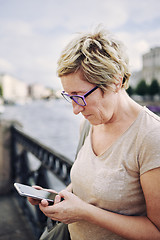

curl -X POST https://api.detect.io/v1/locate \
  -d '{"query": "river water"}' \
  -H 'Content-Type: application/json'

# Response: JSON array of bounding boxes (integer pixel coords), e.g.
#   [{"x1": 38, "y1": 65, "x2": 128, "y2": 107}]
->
[
  {"x1": 2, "y1": 100, "x2": 160, "y2": 161},
  {"x1": 1, "y1": 99, "x2": 83, "y2": 161}
]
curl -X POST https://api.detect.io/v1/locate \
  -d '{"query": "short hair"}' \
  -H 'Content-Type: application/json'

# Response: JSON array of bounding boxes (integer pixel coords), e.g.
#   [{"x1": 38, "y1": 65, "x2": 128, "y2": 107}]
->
[{"x1": 57, "y1": 27, "x2": 131, "y2": 91}]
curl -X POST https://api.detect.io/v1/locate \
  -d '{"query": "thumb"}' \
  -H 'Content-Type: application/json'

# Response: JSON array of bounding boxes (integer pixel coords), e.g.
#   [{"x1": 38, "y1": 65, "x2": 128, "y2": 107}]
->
[
  {"x1": 54, "y1": 194, "x2": 61, "y2": 204},
  {"x1": 59, "y1": 190, "x2": 71, "y2": 200},
  {"x1": 40, "y1": 199, "x2": 49, "y2": 207}
]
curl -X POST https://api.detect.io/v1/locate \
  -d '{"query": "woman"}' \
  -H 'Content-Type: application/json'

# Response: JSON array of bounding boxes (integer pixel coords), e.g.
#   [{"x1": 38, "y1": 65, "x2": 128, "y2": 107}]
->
[{"x1": 29, "y1": 27, "x2": 160, "y2": 239}]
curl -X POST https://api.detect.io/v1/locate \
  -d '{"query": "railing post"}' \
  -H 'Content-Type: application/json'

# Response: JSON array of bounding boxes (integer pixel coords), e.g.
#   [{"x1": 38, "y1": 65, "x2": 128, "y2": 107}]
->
[{"x1": 0, "y1": 120, "x2": 14, "y2": 194}]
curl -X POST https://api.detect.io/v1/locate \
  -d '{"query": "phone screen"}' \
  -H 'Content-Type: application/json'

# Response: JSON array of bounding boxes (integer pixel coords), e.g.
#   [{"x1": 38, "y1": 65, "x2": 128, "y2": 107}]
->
[{"x1": 14, "y1": 183, "x2": 58, "y2": 203}]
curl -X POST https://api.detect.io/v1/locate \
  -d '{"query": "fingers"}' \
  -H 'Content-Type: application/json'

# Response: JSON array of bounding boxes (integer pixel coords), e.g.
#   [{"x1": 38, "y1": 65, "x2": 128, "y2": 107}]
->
[
  {"x1": 54, "y1": 194, "x2": 61, "y2": 204},
  {"x1": 32, "y1": 186, "x2": 58, "y2": 194},
  {"x1": 39, "y1": 194, "x2": 61, "y2": 207},
  {"x1": 40, "y1": 199, "x2": 49, "y2": 207},
  {"x1": 27, "y1": 197, "x2": 40, "y2": 205},
  {"x1": 28, "y1": 189, "x2": 69, "y2": 208},
  {"x1": 32, "y1": 185, "x2": 43, "y2": 190},
  {"x1": 58, "y1": 189, "x2": 71, "y2": 199},
  {"x1": 43, "y1": 188, "x2": 58, "y2": 194},
  {"x1": 38, "y1": 190, "x2": 81, "y2": 223}
]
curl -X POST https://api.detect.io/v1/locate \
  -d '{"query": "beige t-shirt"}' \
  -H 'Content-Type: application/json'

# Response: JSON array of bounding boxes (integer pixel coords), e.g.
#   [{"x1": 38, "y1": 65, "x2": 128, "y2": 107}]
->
[{"x1": 69, "y1": 107, "x2": 160, "y2": 240}]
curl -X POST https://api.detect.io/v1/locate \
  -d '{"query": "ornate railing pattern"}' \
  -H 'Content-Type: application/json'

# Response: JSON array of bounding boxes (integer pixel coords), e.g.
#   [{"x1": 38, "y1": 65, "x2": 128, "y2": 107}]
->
[{"x1": 11, "y1": 125, "x2": 73, "y2": 239}]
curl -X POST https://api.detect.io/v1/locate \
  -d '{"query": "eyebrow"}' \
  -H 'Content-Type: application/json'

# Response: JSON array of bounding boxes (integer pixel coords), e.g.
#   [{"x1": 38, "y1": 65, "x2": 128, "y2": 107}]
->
[{"x1": 70, "y1": 90, "x2": 86, "y2": 95}]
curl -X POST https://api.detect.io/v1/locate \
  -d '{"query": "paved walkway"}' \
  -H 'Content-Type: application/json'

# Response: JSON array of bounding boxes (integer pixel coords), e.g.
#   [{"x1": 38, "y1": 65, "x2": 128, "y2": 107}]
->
[{"x1": 0, "y1": 193, "x2": 36, "y2": 240}]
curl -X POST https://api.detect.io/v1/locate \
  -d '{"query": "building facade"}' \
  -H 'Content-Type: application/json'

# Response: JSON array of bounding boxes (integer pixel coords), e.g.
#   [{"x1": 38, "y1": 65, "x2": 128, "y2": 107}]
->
[
  {"x1": 0, "y1": 74, "x2": 28, "y2": 103},
  {"x1": 130, "y1": 47, "x2": 160, "y2": 88},
  {"x1": 142, "y1": 47, "x2": 160, "y2": 85},
  {"x1": 0, "y1": 74, "x2": 54, "y2": 103},
  {"x1": 29, "y1": 83, "x2": 52, "y2": 99}
]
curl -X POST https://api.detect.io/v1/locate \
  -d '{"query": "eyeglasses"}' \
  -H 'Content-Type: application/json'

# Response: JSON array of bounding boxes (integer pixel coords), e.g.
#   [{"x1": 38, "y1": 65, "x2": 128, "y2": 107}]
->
[{"x1": 61, "y1": 86, "x2": 98, "y2": 106}]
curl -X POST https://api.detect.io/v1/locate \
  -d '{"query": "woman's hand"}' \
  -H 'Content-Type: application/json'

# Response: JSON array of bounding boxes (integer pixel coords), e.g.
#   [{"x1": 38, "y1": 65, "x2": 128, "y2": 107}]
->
[{"x1": 39, "y1": 190, "x2": 87, "y2": 224}]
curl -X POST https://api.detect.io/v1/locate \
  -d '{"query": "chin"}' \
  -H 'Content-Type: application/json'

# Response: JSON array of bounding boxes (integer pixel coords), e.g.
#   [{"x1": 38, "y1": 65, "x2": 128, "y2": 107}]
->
[{"x1": 87, "y1": 119, "x2": 102, "y2": 126}]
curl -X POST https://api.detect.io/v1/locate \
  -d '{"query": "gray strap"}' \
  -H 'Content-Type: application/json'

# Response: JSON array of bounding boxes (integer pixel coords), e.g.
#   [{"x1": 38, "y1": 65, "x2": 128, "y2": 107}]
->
[{"x1": 75, "y1": 120, "x2": 90, "y2": 159}]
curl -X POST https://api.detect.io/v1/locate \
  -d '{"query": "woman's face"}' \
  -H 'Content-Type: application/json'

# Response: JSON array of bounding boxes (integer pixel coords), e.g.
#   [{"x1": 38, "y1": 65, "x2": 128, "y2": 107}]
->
[{"x1": 61, "y1": 70, "x2": 119, "y2": 125}]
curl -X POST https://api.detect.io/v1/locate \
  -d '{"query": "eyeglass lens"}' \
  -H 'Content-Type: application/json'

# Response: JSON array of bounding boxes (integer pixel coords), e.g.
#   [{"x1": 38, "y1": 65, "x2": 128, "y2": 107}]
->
[{"x1": 72, "y1": 96, "x2": 85, "y2": 106}]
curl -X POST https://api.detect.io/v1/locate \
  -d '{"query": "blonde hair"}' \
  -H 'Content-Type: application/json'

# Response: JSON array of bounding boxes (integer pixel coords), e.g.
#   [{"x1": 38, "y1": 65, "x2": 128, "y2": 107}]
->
[{"x1": 57, "y1": 27, "x2": 130, "y2": 91}]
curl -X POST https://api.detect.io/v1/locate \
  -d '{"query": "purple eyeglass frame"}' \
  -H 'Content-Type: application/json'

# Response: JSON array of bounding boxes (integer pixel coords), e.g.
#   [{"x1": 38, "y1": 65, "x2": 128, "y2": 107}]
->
[{"x1": 61, "y1": 86, "x2": 98, "y2": 106}]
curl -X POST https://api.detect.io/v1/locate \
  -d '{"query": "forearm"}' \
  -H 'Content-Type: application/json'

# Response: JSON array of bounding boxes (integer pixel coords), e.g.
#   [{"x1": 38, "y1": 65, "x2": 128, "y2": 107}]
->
[{"x1": 82, "y1": 203, "x2": 160, "y2": 240}]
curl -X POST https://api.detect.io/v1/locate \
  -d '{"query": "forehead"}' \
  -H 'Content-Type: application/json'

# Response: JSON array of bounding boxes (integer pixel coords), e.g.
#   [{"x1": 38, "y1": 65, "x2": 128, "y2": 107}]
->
[{"x1": 61, "y1": 71, "x2": 93, "y2": 93}]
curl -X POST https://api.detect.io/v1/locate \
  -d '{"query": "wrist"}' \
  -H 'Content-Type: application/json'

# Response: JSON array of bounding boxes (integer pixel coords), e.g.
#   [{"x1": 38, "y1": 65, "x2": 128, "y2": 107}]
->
[{"x1": 77, "y1": 200, "x2": 92, "y2": 221}]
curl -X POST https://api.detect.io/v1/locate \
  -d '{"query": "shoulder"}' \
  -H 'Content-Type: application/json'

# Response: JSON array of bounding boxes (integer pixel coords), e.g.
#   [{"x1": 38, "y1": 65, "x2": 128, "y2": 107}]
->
[
  {"x1": 138, "y1": 107, "x2": 160, "y2": 146},
  {"x1": 141, "y1": 106, "x2": 160, "y2": 127},
  {"x1": 138, "y1": 107, "x2": 160, "y2": 141},
  {"x1": 137, "y1": 107, "x2": 160, "y2": 175}
]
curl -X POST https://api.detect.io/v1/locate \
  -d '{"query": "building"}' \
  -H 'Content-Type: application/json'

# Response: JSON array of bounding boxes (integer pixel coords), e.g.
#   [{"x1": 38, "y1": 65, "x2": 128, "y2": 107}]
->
[
  {"x1": 142, "y1": 47, "x2": 160, "y2": 85},
  {"x1": 130, "y1": 47, "x2": 160, "y2": 87},
  {"x1": 129, "y1": 71, "x2": 143, "y2": 88},
  {"x1": 0, "y1": 74, "x2": 54, "y2": 103},
  {"x1": 0, "y1": 74, "x2": 28, "y2": 103},
  {"x1": 29, "y1": 83, "x2": 52, "y2": 99}
]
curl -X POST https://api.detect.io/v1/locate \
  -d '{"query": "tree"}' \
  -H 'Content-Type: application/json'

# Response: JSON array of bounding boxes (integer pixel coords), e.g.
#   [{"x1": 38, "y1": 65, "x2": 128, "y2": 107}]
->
[
  {"x1": 148, "y1": 79, "x2": 159, "y2": 98},
  {"x1": 135, "y1": 79, "x2": 148, "y2": 96},
  {"x1": 126, "y1": 86, "x2": 134, "y2": 96},
  {"x1": 0, "y1": 85, "x2": 3, "y2": 97}
]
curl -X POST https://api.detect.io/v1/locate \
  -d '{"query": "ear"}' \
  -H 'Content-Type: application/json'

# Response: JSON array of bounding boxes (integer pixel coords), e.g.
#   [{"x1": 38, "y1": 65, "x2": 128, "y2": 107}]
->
[{"x1": 115, "y1": 76, "x2": 123, "y2": 92}]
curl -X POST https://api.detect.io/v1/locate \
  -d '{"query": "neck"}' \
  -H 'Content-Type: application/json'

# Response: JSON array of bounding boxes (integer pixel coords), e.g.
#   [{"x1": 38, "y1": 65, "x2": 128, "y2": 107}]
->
[{"x1": 101, "y1": 89, "x2": 142, "y2": 131}]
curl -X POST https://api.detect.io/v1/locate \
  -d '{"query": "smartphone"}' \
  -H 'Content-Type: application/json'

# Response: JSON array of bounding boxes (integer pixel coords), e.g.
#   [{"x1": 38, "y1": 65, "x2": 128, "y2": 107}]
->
[{"x1": 14, "y1": 183, "x2": 59, "y2": 204}]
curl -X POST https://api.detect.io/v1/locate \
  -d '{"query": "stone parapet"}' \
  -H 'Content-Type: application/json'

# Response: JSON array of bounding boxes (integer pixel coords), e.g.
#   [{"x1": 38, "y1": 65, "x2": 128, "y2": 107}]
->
[{"x1": 0, "y1": 120, "x2": 21, "y2": 194}]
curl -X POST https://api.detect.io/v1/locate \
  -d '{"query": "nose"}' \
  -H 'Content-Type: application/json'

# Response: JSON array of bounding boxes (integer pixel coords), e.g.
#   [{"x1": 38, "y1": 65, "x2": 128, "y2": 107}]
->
[{"x1": 72, "y1": 101, "x2": 84, "y2": 115}]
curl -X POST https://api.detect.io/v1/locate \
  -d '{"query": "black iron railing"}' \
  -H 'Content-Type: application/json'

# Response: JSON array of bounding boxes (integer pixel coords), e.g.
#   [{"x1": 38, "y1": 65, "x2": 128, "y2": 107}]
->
[{"x1": 11, "y1": 125, "x2": 73, "y2": 239}]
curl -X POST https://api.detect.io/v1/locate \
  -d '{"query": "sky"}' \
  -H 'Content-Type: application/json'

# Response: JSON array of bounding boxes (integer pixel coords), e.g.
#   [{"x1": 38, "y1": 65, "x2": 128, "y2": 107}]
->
[{"x1": 0, "y1": 0, "x2": 160, "y2": 90}]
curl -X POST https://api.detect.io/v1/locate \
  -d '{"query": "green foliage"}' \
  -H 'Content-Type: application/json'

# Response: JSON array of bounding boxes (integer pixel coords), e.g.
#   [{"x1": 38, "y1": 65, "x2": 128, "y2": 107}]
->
[
  {"x1": 126, "y1": 86, "x2": 134, "y2": 96},
  {"x1": 148, "y1": 79, "x2": 159, "y2": 96},
  {"x1": 0, "y1": 85, "x2": 3, "y2": 97},
  {"x1": 135, "y1": 79, "x2": 148, "y2": 96}
]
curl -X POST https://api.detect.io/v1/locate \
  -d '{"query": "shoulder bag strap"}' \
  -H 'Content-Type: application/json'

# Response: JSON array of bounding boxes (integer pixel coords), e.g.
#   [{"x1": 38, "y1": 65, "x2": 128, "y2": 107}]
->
[{"x1": 75, "y1": 120, "x2": 90, "y2": 159}]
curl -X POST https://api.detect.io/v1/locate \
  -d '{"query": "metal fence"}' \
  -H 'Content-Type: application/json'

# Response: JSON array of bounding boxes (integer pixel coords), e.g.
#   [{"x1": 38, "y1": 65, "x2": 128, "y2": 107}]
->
[{"x1": 11, "y1": 125, "x2": 73, "y2": 238}]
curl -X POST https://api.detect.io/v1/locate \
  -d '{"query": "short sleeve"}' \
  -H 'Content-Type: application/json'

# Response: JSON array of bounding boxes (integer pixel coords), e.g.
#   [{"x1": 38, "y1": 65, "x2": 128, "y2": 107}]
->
[{"x1": 138, "y1": 127, "x2": 160, "y2": 175}]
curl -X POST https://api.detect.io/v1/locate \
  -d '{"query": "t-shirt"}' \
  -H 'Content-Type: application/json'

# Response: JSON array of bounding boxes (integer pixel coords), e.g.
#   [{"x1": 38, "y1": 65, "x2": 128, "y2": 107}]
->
[{"x1": 68, "y1": 107, "x2": 160, "y2": 240}]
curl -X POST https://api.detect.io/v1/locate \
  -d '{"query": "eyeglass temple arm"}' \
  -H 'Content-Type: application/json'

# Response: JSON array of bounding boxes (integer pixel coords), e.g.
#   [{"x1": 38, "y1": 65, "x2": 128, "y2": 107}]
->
[{"x1": 84, "y1": 86, "x2": 98, "y2": 97}]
